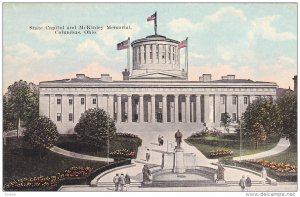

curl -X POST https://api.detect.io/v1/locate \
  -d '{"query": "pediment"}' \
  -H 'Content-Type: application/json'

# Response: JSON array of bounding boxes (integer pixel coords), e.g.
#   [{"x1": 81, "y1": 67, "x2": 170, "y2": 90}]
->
[{"x1": 130, "y1": 71, "x2": 185, "y2": 80}]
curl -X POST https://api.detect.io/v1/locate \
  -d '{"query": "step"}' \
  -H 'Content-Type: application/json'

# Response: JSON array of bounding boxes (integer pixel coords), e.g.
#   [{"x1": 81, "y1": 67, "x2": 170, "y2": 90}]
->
[
  {"x1": 144, "y1": 180, "x2": 227, "y2": 187},
  {"x1": 97, "y1": 182, "x2": 142, "y2": 187}
]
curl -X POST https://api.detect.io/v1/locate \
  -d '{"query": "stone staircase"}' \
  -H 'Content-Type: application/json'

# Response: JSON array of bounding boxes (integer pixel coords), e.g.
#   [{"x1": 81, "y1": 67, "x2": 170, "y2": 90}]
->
[{"x1": 97, "y1": 181, "x2": 142, "y2": 188}]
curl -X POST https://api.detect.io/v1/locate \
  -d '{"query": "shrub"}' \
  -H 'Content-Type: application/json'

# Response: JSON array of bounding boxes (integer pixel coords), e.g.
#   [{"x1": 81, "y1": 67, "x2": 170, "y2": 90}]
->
[
  {"x1": 109, "y1": 149, "x2": 135, "y2": 159},
  {"x1": 189, "y1": 128, "x2": 222, "y2": 138},
  {"x1": 209, "y1": 149, "x2": 233, "y2": 158},
  {"x1": 4, "y1": 166, "x2": 93, "y2": 191}
]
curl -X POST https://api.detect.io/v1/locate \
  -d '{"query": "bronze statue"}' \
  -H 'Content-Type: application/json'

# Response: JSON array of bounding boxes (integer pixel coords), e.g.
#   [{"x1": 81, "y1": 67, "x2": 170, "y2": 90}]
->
[
  {"x1": 142, "y1": 164, "x2": 151, "y2": 183},
  {"x1": 175, "y1": 129, "x2": 183, "y2": 148}
]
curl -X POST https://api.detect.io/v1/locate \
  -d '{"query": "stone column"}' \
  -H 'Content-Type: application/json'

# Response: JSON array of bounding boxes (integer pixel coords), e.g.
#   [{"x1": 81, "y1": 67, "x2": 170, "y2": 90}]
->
[
  {"x1": 226, "y1": 95, "x2": 232, "y2": 115},
  {"x1": 185, "y1": 95, "x2": 190, "y2": 123},
  {"x1": 86, "y1": 94, "x2": 91, "y2": 110},
  {"x1": 151, "y1": 95, "x2": 156, "y2": 123},
  {"x1": 107, "y1": 94, "x2": 114, "y2": 120},
  {"x1": 214, "y1": 94, "x2": 221, "y2": 125},
  {"x1": 196, "y1": 94, "x2": 201, "y2": 123},
  {"x1": 237, "y1": 95, "x2": 243, "y2": 120},
  {"x1": 204, "y1": 94, "x2": 210, "y2": 124},
  {"x1": 162, "y1": 95, "x2": 167, "y2": 123},
  {"x1": 117, "y1": 95, "x2": 122, "y2": 123},
  {"x1": 127, "y1": 95, "x2": 132, "y2": 123},
  {"x1": 174, "y1": 94, "x2": 179, "y2": 123},
  {"x1": 139, "y1": 94, "x2": 144, "y2": 123},
  {"x1": 73, "y1": 95, "x2": 80, "y2": 123}
]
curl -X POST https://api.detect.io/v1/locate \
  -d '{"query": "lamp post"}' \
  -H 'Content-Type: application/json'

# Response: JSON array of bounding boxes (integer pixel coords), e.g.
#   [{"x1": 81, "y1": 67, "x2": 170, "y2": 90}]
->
[
  {"x1": 239, "y1": 118, "x2": 243, "y2": 162},
  {"x1": 107, "y1": 100, "x2": 110, "y2": 163}
]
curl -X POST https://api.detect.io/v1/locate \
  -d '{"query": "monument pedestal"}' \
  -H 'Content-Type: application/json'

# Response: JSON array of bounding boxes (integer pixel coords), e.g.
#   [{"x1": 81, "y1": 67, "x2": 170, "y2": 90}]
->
[{"x1": 173, "y1": 148, "x2": 186, "y2": 173}]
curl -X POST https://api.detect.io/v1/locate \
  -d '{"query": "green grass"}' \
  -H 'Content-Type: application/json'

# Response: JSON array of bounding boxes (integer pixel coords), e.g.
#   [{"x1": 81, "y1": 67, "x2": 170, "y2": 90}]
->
[
  {"x1": 186, "y1": 134, "x2": 279, "y2": 158},
  {"x1": 3, "y1": 137, "x2": 107, "y2": 184},
  {"x1": 262, "y1": 144, "x2": 297, "y2": 165},
  {"x1": 56, "y1": 134, "x2": 141, "y2": 158}
]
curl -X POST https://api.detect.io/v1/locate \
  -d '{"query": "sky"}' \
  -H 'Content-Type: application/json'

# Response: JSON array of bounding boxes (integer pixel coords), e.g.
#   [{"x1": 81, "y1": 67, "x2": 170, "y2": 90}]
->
[{"x1": 2, "y1": 2, "x2": 297, "y2": 92}]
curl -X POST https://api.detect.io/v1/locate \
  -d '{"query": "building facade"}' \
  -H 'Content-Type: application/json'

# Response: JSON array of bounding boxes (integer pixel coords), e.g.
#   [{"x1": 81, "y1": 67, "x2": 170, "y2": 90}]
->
[{"x1": 39, "y1": 35, "x2": 278, "y2": 134}]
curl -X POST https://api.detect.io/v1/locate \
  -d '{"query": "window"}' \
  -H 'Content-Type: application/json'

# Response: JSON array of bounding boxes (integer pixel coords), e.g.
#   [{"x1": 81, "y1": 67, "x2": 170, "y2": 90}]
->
[
  {"x1": 150, "y1": 45, "x2": 153, "y2": 60},
  {"x1": 232, "y1": 96, "x2": 237, "y2": 105},
  {"x1": 221, "y1": 113, "x2": 226, "y2": 122},
  {"x1": 244, "y1": 97, "x2": 248, "y2": 105},
  {"x1": 173, "y1": 46, "x2": 175, "y2": 61},
  {"x1": 57, "y1": 113, "x2": 61, "y2": 122},
  {"x1": 162, "y1": 45, "x2": 166, "y2": 61},
  {"x1": 232, "y1": 113, "x2": 237, "y2": 122},
  {"x1": 81, "y1": 98, "x2": 85, "y2": 105},
  {"x1": 69, "y1": 99, "x2": 73, "y2": 105},
  {"x1": 57, "y1": 98, "x2": 61, "y2": 105},
  {"x1": 221, "y1": 96, "x2": 225, "y2": 104},
  {"x1": 93, "y1": 98, "x2": 97, "y2": 105},
  {"x1": 69, "y1": 113, "x2": 73, "y2": 121}
]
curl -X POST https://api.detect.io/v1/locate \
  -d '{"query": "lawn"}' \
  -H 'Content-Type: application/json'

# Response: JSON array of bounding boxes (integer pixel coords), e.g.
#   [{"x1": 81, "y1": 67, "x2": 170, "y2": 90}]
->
[
  {"x1": 56, "y1": 134, "x2": 141, "y2": 158},
  {"x1": 186, "y1": 134, "x2": 279, "y2": 158},
  {"x1": 262, "y1": 144, "x2": 297, "y2": 165},
  {"x1": 3, "y1": 137, "x2": 107, "y2": 184}
]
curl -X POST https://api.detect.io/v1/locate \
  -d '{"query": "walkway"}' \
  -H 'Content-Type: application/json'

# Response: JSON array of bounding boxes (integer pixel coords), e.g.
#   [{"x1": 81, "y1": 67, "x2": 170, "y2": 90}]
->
[
  {"x1": 75, "y1": 130, "x2": 291, "y2": 192},
  {"x1": 49, "y1": 146, "x2": 113, "y2": 162},
  {"x1": 233, "y1": 138, "x2": 290, "y2": 161}
]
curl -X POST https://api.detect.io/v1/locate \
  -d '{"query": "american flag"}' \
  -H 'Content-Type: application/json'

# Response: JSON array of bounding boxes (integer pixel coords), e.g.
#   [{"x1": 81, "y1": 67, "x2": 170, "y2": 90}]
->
[
  {"x1": 147, "y1": 12, "x2": 156, "y2": 21},
  {"x1": 117, "y1": 39, "x2": 129, "y2": 50},
  {"x1": 178, "y1": 39, "x2": 187, "y2": 49}
]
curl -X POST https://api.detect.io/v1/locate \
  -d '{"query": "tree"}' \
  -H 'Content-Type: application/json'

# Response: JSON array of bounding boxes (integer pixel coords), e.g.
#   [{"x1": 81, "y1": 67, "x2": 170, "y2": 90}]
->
[
  {"x1": 221, "y1": 112, "x2": 231, "y2": 133},
  {"x1": 4, "y1": 80, "x2": 39, "y2": 138},
  {"x1": 74, "y1": 108, "x2": 116, "y2": 148},
  {"x1": 275, "y1": 93, "x2": 297, "y2": 145},
  {"x1": 242, "y1": 98, "x2": 276, "y2": 139},
  {"x1": 23, "y1": 116, "x2": 59, "y2": 159},
  {"x1": 246, "y1": 122, "x2": 267, "y2": 149}
]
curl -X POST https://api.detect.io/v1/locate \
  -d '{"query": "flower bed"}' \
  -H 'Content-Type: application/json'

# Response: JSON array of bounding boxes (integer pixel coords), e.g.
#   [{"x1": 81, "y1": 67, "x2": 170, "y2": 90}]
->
[
  {"x1": 209, "y1": 149, "x2": 233, "y2": 158},
  {"x1": 109, "y1": 149, "x2": 135, "y2": 159},
  {"x1": 247, "y1": 159, "x2": 297, "y2": 174},
  {"x1": 189, "y1": 128, "x2": 222, "y2": 138},
  {"x1": 4, "y1": 166, "x2": 93, "y2": 191},
  {"x1": 220, "y1": 159, "x2": 297, "y2": 182},
  {"x1": 116, "y1": 132, "x2": 139, "y2": 138}
]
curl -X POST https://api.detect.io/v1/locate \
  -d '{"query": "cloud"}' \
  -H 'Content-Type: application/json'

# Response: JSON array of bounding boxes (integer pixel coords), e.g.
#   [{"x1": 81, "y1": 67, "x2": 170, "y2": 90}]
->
[
  {"x1": 76, "y1": 39, "x2": 109, "y2": 60},
  {"x1": 167, "y1": 18, "x2": 204, "y2": 33},
  {"x1": 204, "y1": 7, "x2": 247, "y2": 22},
  {"x1": 277, "y1": 56, "x2": 296, "y2": 65},
  {"x1": 189, "y1": 63, "x2": 255, "y2": 82},
  {"x1": 97, "y1": 23, "x2": 140, "y2": 46},
  {"x1": 217, "y1": 46, "x2": 234, "y2": 61},
  {"x1": 3, "y1": 62, "x2": 122, "y2": 92},
  {"x1": 189, "y1": 52, "x2": 208, "y2": 60},
  {"x1": 29, "y1": 23, "x2": 64, "y2": 43},
  {"x1": 3, "y1": 43, "x2": 60, "y2": 66},
  {"x1": 248, "y1": 15, "x2": 296, "y2": 43}
]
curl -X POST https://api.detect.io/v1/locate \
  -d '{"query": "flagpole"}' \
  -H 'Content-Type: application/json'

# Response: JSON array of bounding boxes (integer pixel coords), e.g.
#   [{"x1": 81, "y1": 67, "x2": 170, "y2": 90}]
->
[
  {"x1": 155, "y1": 11, "x2": 157, "y2": 35},
  {"x1": 127, "y1": 37, "x2": 130, "y2": 72},
  {"x1": 186, "y1": 37, "x2": 188, "y2": 80}
]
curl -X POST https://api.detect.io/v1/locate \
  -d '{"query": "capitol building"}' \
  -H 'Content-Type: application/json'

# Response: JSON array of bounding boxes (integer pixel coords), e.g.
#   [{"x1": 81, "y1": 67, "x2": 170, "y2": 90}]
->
[{"x1": 39, "y1": 34, "x2": 278, "y2": 134}]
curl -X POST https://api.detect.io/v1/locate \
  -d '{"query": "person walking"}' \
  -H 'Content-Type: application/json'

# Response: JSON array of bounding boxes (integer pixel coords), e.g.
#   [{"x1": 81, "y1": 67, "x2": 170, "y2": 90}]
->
[
  {"x1": 261, "y1": 167, "x2": 267, "y2": 185},
  {"x1": 119, "y1": 173, "x2": 126, "y2": 191},
  {"x1": 113, "y1": 173, "x2": 120, "y2": 191},
  {"x1": 125, "y1": 173, "x2": 131, "y2": 191},
  {"x1": 246, "y1": 176, "x2": 252, "y2": 191},
  {"x1": 239, "y1": 175, "x2": 246, "y2": 191},
  {"x1": 146, "y1": 148, "x2": 150, "y2": 162}
]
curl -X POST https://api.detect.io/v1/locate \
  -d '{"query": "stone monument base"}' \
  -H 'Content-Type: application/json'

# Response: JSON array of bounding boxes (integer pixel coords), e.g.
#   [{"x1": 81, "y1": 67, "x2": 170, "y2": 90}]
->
[{"x1": 173, "y1": 148, "x2": 185, "y2": 173}]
